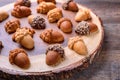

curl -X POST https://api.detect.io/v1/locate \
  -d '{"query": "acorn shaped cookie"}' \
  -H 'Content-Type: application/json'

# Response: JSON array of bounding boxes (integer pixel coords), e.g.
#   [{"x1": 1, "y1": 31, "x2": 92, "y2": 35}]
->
[
  {"x1": 68, "y1": 36, "x2": 87, "y2": 55},
  {"x1": 28, "y1": 15, "x2": 46, "y2": 29},
  {"x1": 12, "y1": 27, "x2": 35, "y2": 49},
  {"x1": 37, "y1": 0, "x2": 56, "y2": 4},
  {"x1": 57, "y1": 18, "x2": 72, "y2": 33},
  {"x1": 46, "y1": 44, "x2": 65, "y2": 66},
  {"x1": 0, "y1": 11, "x2": 9, "y2": 22},
  {"x1": 5, "y1": 19, "x2": 20, "y2": 34},
  {"x1": 47, "y1": 8, "x2": 63, "y2": 23},
  {"x1": 75, "y1": 21, "x2": 98, "y2": 35},
  {"x1": 62, "y1": 0, "x2": 78, "y2": 12},
  {"x1": 9, "y1": 48, "x2": 30, "y2": 69},
  {"x1": 40, "y1": 29, "x2": 64, "y2": 43},
  {"x1": 75, "y1": 8, "x2": 91, "y2": 22},
  {"x1": 37, "y1": 2, "x2": 56, "y2": 14},
  {"x1": 11, "y1": 5, "x2": 31, "y2": 18},
  {"x1": 14, "y1": 0, "x2": 31, "y2": 7}
]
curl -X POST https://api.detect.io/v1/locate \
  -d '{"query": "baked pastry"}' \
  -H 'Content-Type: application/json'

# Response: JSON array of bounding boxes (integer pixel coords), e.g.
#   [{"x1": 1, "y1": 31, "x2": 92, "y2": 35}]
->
[
  {"x1": 37, "y1": 0, "x2": 56, "y2": 4},
  {"x1": 5, "y1": 19, "x2": 20, "y2": 34},
  {"x1": 75, "y1": 8, "x2": 91, "y2": 22},
  {"x1": 12, "y1": 27, "x2": 35, "y2": 49},
  {"x1": 47, "y1": 8, "x2": 63, "y2": 23},
  {"x1": 40, "y1": 29, "x2": 64, "y2": 43},
  {"x1": 37, "y1": 2, "x2": 56, "y2": 14},
  {"x1": 11, "y1": 5, "x2": 31, "y2": 18},
  {"x1": 75, "y1": 21, "x2": 98, "y2": 35},
  {"x1": 46, "y1": 44, "x2": 64, "y2": 66},
  {"x1": 68, "y1": 36, "x2": 87, "y2": 55},
  {"x1": 0, "y1": 41, "x2": 3, "y2": 53},
  {"x1": 28, "y1": 16, "x2": 46, "y2": 29},
  {"x1": 14, "y1": 0, "x2": 31, "y2": 7},
  {"x1": 57, "y1": 18, "x2": 72, "y2": 33},
  {"x1": 62, "y1": 0, "x2": 78, "y2": 12},
  {"x1": 9, "y1": 48, "x2": 30, "y2": 69},
  {"x1": 0, "y1": 11, "x2": 9, "y2": 22}
]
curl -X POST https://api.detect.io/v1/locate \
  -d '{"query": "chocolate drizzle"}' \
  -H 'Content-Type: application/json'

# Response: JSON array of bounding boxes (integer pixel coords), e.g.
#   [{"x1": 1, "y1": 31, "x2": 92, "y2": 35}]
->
[
  {"x1": 46, "y1": 44, "x2": 64, "y2": 58},
  {"x1": 75, "y1": 21, "x2": 90, "y2": 35}
]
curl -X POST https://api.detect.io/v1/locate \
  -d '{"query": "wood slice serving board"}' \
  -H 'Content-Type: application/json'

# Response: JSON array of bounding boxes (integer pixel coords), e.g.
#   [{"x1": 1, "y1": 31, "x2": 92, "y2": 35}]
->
[{"x1": 0, "y1": 0, "x2": 104, "y2": 80}]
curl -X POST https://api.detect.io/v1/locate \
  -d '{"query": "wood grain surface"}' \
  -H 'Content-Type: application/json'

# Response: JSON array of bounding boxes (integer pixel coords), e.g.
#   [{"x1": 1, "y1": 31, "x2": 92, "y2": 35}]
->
[{"x1": 0, "y1": 0, "x2": 120, "y2": 80}]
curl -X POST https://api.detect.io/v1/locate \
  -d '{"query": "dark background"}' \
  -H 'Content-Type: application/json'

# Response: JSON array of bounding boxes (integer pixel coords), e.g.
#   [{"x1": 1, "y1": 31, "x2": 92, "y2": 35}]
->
[{"x1": 0, "y1": 0, "x2": 120, "y2": 80}]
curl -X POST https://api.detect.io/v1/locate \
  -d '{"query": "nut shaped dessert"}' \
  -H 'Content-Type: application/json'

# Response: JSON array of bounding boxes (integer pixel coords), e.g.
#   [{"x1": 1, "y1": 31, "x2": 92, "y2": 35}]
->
[
  {"x1": 9, "y1": 48, "x2": 30, "y2": 69},
  {"x1": 62, "y1": 0, "x2": 78, "y2": 12},
  {"x1": 29, "y1": 16, "x2": 46, "y2": 29},
  {"x1": 57, "y1": 18, "x2": 72, "y2": 33},
  {"x1": 47, "y1": 8, "x2": 63, "y2": 23},
  {"x1": 68, "y1": 36, "x2": 87, "y2": 55},
  {"x1": 37, "y1": 0, "x2": 56, "y2": 4},
  {"x1": 37, "y1": 2, "x2": 56, "y2": 14},
  {"x1": 14, "y1": 0, "x2": 31, "y2": 7},
  {"x1": 0, "y1": 11, "x2": 9, "y2": 22},
  {"x1": 75, "y1": 21, "x2": 98, "y2": 35},
  {"x1": 46, "y1": 44, "x2": 64, "y2": 66},
  {"x1": 5, "y1": 19, "x2": 20, "y2": 34},
  {"x1": 75, "y1": 9, "x2": 91, "y2": 22},
  {"x1": 11, "y1": 5, "x2": 31, "y2": 18},
  {"x1": 12, "y1": 27, "x2": 35, "y2": 49},
  {"x1": 40, "y1": 29, "x2": 64, "y2": 43}
]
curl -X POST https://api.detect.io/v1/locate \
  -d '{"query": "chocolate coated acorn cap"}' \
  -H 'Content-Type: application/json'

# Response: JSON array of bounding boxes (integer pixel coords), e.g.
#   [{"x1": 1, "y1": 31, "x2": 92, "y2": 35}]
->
[{"x1": 46, "y1": 44, "x2": 64, "y2": 58}]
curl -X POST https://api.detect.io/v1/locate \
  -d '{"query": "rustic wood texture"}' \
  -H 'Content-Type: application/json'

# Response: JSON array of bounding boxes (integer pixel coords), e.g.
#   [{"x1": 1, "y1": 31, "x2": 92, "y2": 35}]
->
[{"x1": 0, "y1": 0, "x2": 120, "y2": 80}]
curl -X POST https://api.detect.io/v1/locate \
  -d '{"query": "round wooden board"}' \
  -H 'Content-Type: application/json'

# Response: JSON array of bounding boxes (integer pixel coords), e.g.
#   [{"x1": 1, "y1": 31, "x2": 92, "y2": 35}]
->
[{"x1": 0, "y1": 0, "x2": 104, "y2": 79}]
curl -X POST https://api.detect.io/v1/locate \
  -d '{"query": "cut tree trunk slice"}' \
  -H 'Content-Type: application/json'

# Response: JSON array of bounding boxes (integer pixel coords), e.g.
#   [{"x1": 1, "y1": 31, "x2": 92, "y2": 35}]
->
[{"x1": 0, "y1": 0, "x2": 104, "y2": 80}]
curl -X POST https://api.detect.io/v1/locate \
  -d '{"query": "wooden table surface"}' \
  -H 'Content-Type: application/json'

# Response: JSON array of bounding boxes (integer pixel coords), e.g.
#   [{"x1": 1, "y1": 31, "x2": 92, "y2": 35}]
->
[{"x1": 0, "y1": 0, "x2": 120, "y2": 80}]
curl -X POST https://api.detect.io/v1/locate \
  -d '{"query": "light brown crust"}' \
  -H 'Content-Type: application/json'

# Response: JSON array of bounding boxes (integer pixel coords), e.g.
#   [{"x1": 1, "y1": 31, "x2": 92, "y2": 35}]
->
[
  {"x1": 40, "y1": 29, "x2": 64, "y2": 43},
  {"x1": 37, "y1": 0, "x2": 56, "y2": 4}
]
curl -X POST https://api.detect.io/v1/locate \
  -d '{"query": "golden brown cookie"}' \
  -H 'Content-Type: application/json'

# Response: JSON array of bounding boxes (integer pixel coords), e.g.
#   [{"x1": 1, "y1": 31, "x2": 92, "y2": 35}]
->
[
  {"x1": 9, "y1": 48, "x2": 30, "y2": 69},
  {"x1": 37, "y1": 0, "x2": 56, "y2": 4},
  {"x1": 37, "y1": 2, "x2": 56, "y2": 14},
  {"x1": 47, "y1": 8, "x2": 63, "y2": 23},
  {"x1": 75, "y1": 21, "x2": 98, "y2": 35},
  {"x1": 0, "y1": 11, "x2": 9, "y2": 22},
  {"x1": 5, "y1": 19, "x2": 20, "y2": 34},
  {"x1": 57, "y1": 18, "x2": 72, "y2": 33},
  {"x1": 68, "y1": 36, "x2": 87, "y2": 55},
  {"x1": 14, "y1": 0, "x2": 31, "y2": 7},
  {"x1": 12, "y1": 27, "x2": 35, "y2": 49},
  {"x1": 62, "y1": 0, "x2": 78, "y2": 12},
  {"x1": 75, "y1": 8, "x2": 91, "y2": 22},
  {"x1": 46, "y1": 44, "x2": 64, "y2": 66},
  {"x1": 11, "y1": 5, "x2": 31, "y2": 18},
  {"x1": 40, "y1": 29, "x2": 64, "y2": 43}
]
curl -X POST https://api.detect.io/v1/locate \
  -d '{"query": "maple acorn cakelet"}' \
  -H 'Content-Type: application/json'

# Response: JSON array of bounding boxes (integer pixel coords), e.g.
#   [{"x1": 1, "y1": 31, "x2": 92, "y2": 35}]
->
[
  {"x1": 68, "y1": 36, "x2": 88, "y2": 55},
  {"x1": 37, "y1": 2, "x2": 56, "y2": 14},
  {"x1": 37, "y1": 0, "x2": 56, "y2": 4},
  {"x1": 75, "y1": 21, "x2": 98, "y2": 35},
  {"x1": 0, "y1": 11, "x2": 9, "y2": 22},
  {"x1": 62, "y1": 0, "x2": 78, "y2": 12},
  {"x1": 11, "y1": 5, "x2": 31, "y2": 18},
  {"x1": 14, "y1": 0, "x2": 31, "y2": 7},
  {"x1": 57, "y1": 18, "x2": 72, "y2": 33},
  {"x1": 9, "y1": 48, "x2": 30, "y2": 69},
  {"x1": 47, "y1": 8, "x2": 63, "y2": 23},
  {"x1": 46, "y1": 44, "x2": 65, "y2": 66},
  {"x1": 75, "y1": 8, "x2": 91, "y2": 22},
  {"x1": 28, "y1": 15, "x2": 46, "y2": 29},
  {"x1": 5, "y1": 19, "x2": 20, "y2": 34},
  {"x1": 40, "y1": 29, "x2": 64, "y2": 43},
  {"x1": 12, "y1": 27, "x2": 35, "y2": 49}
]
